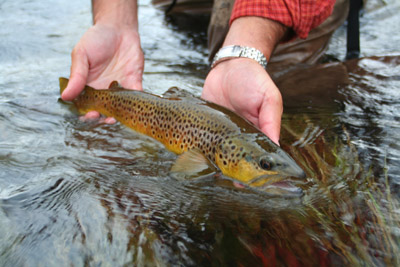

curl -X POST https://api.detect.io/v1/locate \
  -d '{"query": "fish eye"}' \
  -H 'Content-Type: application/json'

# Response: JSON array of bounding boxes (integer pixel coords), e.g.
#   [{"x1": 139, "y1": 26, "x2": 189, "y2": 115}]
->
[{"x1": 259, "y1": 158, "x2": 273, "y2": 170}]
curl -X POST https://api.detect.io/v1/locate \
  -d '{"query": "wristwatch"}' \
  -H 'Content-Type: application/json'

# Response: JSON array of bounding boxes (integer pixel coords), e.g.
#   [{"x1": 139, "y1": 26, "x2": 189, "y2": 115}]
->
[{"x1": 211, "y1": 45, "x2": 268, "y2": 70}]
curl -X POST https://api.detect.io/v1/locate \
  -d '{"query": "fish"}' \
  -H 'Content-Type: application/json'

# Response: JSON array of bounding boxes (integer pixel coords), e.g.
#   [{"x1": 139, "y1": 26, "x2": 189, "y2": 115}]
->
[{"x1": 59, "y1": 77, "x2": 306, "y2": 195}]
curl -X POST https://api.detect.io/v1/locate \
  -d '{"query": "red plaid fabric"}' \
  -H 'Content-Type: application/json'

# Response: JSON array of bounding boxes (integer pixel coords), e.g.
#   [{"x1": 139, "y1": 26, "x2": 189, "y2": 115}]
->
[{"x1": 230, "y1": 0, "x2": 336, "y2": 39}]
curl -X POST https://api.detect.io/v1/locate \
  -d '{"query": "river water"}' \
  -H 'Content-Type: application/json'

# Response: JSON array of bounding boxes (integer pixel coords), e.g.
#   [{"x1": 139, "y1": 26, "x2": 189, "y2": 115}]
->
[{"x1": 0, "y1": 0, "x2": 400, "y2": 266}]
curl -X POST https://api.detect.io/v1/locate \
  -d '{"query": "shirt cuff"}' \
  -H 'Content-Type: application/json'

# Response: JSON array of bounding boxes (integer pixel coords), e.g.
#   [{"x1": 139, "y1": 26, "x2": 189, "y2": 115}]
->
[{"x1": 229, "y1": 0, "x2": 336, "y2": 39}]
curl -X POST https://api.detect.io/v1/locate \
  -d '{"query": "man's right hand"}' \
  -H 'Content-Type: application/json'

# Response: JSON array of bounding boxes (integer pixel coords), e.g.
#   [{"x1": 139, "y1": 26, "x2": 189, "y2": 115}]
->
[
  {"x1": 61, "y1": 0, "x2": 143, "y2": 122},
  {"x1": 61, "y1": 24, "x2": 144, "y2": 102}
]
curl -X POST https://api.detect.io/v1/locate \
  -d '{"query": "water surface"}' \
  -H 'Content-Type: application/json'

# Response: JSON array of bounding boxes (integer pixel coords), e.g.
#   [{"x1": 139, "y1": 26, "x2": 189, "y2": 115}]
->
[{"x1": 1, "y1": 0, "x2": 400, "y2": 265}]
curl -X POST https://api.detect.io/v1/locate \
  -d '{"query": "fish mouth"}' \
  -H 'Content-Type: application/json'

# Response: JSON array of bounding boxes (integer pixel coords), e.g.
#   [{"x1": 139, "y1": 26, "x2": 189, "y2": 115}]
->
[
  {"x1": 261, "y1": 180, "x2": 303, "y2": 197},
  {"x1": 248, "y1": 174, "x2": 304, "y2": 197}
]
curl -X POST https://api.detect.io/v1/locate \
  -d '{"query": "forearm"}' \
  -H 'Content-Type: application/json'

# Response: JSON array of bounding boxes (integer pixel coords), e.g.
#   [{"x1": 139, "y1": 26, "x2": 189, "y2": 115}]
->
[
  {"x1": 92, "y1": 0, "x2": 138, "y2": 29},
  {"x1": 223, "y1": 16, "x2": 289, "y2": 61}
]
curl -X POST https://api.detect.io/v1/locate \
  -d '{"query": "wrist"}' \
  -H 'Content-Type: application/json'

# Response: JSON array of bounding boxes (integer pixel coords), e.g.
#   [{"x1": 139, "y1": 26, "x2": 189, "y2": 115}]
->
[
  {"x1": 211, "y1": 45, "x2": 268, "y2": 69},
  {"x1": 223, "y1": 16, "x2": 288, "y2": 60},
  {"x1": 92, "y1": 0, "x2": 138, "y2": 29}
]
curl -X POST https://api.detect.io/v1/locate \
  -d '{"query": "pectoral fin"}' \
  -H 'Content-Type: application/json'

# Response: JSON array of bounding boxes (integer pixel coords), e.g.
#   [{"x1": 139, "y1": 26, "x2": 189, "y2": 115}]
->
[{"x1": 170, "y1": 149, "x2": 217, "y2": 180}]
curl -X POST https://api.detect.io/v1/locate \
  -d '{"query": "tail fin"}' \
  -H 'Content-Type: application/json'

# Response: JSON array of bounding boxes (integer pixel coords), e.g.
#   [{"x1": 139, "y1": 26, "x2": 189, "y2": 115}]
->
[{"x1": 59, "y1": 77, "x2": 69, "y2": 95}]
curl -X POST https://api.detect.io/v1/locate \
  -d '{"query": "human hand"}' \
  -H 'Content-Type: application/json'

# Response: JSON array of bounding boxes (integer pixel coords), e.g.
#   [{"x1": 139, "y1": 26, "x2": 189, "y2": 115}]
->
[
  {"x1": 202, "y1": 58, "x2": 282, "y2": 144},
  {"x1": 61, "y1": 23, "x2": 144, "y2": 122}
]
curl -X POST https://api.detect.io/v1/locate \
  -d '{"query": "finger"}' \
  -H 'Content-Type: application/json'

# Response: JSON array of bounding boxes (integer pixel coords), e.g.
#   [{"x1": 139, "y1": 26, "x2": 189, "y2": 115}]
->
[
  {"x1": 84, "y1": 111, "x2": 101, "y2": 119},
  {"x1": 79, "y1": 111, "x2": 100, "y2": 122},
  {"x1": 61, "y1": 47, "x2": 89, "y2": 101},
  {"x1": 104, "y1": 117, "x2": 117, "y2": 124},
  {"x1": 258, "y1": 92, "x2": 283, "y2": 145},
  {"x1": 121, "y1": 73, "x2": 143, "y2": 91},
  {"x1": 79, "y1": 111, "x2": 117, "y2": 125},
  {"x1": 83, "y1": 111, "x2": 116, "y2": 124}
]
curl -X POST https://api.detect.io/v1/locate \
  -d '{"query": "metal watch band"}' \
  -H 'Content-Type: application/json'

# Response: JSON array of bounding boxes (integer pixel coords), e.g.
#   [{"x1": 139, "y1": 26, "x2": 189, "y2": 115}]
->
[{"x1": 211, "y1": 45, "x2": 268, "y2": 69}]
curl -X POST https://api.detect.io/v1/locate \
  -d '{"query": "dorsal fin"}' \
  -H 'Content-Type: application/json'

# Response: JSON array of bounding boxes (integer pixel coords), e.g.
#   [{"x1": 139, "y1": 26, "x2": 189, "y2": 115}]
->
[
  {"x1": 162, "y1": 87, "x2": 197, "y2": 99},
  {"x1": 108, "y1": 81, "x2": 122, "y2": 89}
]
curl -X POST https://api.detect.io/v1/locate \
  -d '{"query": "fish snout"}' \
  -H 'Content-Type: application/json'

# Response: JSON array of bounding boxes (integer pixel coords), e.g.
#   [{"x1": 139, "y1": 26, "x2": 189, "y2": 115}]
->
[
  {"x1": 285, "y1": 163, "x2": 306, "y2": 179},
  {"x1": 277, "y1": 151, "x2": 307, "y2": 180}
]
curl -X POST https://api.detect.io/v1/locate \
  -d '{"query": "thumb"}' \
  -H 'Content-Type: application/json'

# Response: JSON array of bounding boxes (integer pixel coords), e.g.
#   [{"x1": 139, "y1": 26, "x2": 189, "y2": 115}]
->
[
  {"x1": 121, "y1": 72, "x2": 143, "y2": 91},
  {"x1": 61, "y1": 48, "x2": 89, "y2": 101},
  {"x1": 258, "y1": 92, "x2": 283, "y2": 145}
]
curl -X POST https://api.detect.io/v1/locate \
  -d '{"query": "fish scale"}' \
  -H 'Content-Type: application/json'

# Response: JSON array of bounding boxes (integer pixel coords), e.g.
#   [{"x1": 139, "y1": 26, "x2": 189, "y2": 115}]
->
[
  {"x1": 60, "y1": 78, "x2": 306, "y2": 193},
  {"x1": 79, "y1": 89, "x2": 239, "y2": 162}
]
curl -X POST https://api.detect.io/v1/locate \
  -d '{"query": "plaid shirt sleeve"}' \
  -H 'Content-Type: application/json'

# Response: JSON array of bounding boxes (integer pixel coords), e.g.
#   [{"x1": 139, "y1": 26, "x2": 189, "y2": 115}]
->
[{"x1": 230, "y1": 0, "x2": 336, "y2": 39}]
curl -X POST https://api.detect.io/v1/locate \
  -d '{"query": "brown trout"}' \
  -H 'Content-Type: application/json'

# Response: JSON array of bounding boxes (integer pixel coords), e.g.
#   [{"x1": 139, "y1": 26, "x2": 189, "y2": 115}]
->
[{"x1": 59, "y1": 77, "x2": 306, "y2": 194}]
